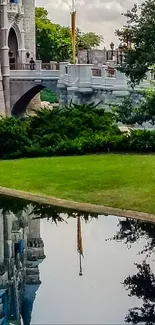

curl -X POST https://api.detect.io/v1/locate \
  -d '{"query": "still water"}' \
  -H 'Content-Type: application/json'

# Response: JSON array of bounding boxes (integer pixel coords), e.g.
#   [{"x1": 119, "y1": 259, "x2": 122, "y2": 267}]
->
[{"x1": 0, "y1": 195, "x2": 155, "y2": 324}]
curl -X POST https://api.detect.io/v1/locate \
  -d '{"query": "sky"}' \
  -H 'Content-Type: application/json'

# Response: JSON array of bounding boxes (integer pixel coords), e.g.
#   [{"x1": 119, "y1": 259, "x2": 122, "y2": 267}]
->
[
  {"x1": 35, "y1": 0, "x2": 141, "y2": 48},
  {"x1": 31, "y1": 215, "x2": 146, "y2": 324}
]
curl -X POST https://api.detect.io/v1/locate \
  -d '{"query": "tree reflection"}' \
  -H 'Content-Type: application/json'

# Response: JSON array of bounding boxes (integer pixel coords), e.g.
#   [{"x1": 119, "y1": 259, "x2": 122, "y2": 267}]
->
[
  {"x1": 110, "y1": 217, "x2": 155, "y2": 325},
  {"x1": 31, "y1": 204, "x2": 98, "y2": 223},
  {"x1": 124, "y1": 262, "x2": 155, "y2": 301},
  {"x1": 126, "y1": 302, "x2": 155, "y2": 325},
  {"x1": 0, "y1": 194, "x2": 99, "y2": 224},
  {"x1": 109, "y1": 218, "x2": 155, "y2": 257},
  {"x1": 124, "y1": 262, "x2": 155, "y2": 324}
]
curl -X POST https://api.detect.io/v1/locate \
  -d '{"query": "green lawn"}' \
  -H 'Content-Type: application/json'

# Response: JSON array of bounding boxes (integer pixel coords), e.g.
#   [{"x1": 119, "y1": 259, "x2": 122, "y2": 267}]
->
[{"x1": 0, "y1": 154, "x2": 154, "y2": 213}]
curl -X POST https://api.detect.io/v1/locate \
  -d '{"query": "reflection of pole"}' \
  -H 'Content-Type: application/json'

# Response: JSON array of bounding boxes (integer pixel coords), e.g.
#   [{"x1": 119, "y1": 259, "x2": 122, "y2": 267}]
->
[
  {"x1": 77, "y1": 216, "x2": 83, "y2": 276},
  {"x1": 79, "y1": 253, "x2": 82, "y2": 276}
]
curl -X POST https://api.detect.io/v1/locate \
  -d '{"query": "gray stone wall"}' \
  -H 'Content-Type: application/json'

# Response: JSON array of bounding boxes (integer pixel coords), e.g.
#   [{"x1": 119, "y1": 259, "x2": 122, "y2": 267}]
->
[
  {"x1": 66, "y1": 88, "x2": 143, "y2": 110},
  {"x1": 23, "y1": 0, "x2": 36, "y2": 59},
  {"x1": 78, "y1": 49, "x2": 107, "y2": 65},
  {"x1": 77, "y1": 49, "x2": 119, "y2": 65}
]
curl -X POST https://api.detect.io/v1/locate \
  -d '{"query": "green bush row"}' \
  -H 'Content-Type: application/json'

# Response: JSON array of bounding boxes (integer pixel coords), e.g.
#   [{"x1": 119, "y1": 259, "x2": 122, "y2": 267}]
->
[{"x1": 0, "y1": 103, "x2": 155, "y2": 159}]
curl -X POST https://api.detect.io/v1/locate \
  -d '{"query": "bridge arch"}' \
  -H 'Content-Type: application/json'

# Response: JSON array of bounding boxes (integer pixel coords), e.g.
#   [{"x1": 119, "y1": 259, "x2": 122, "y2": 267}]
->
[
  {"x1": 12, "y1": 85, "x2": 44, "y2": 117},
  {"x1": 11, "y1": 80, "x2": 59, "y2": 117}
]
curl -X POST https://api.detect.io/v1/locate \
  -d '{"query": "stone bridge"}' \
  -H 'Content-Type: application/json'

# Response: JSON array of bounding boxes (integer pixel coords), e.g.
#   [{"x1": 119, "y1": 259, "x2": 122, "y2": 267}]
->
[
  {"x1": 10, "y1": 60, "x2": 154, "y2": 117},
  {"x1": 10, "y1": 61, "x2": 60, "y2": 116}
]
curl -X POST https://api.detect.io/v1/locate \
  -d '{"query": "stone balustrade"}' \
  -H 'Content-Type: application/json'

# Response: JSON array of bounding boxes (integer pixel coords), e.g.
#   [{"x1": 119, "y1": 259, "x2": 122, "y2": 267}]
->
[
  {"x1": 27, "y1": 238, "x2": 44, "y2": 248},
  {"x1": 10, "y1": 60, "x2": 154, "y2": 92}
]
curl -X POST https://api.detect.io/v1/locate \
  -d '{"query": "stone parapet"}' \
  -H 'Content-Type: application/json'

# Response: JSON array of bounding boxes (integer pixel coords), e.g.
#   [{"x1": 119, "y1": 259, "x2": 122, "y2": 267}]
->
[{"x1": 27, "y1": 238, "x2": 44, "y2": 248}]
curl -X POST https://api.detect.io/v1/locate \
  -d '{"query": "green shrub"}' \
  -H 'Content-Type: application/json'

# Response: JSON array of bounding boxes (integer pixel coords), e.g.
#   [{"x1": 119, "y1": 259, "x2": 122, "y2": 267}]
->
[
  {"x1": 40, "y1": 89, "x2": 58, "y2": 103},
  {"x1": 2, "y1": 103, "x2": 155, "y2": 159},
  {"x1": 0, "y1": 117, "x2": 31, "y2": 159}
]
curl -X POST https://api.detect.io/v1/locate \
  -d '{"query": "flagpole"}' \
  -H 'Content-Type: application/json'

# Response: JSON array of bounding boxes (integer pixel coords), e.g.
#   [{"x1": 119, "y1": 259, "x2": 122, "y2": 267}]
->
[{"x1": 70, "y1": 0, "x2": 76, "y2": 64}]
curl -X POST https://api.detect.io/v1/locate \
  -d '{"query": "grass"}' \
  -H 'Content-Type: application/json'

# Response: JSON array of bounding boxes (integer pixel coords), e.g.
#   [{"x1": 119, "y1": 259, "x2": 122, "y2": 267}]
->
[{"x1": 0, "y1": 154, "x2": 155, "y2": 214}]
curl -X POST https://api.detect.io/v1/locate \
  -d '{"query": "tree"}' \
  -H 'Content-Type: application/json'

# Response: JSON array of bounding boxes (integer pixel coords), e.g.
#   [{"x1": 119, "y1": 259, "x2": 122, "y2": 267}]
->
[
  {"x1": 35, "y1": 7, "x2": 104, "y2": 62},
  {"x1": 112, "y1": 97, "x2": 145, "y2": 126},
  {"x1": 116, "y1": 0, "x2": 155, "y2": 85},
  {"x1": 112, "y1": 88, "x2": 155, "y2": 126},
  {"x1": 77, "y1": 29, "x2": 104, "y2": 50},
  {"x1": 35, "y1": 7, "x2": 72, "y2": 62}
]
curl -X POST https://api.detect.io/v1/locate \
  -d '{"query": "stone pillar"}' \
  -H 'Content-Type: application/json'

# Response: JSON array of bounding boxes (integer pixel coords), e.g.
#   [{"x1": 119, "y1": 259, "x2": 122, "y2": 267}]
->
[
  {"x1": 57, "y1": 62, "x2": 68, "y2": 106},
  {"x1": 78, "y1": 64, "x2": 93, "y2": 89},
  {"x1": 67, "y1": 64, "x2": 78, "y2": 86},
  {"x1": 18, "y1": 28, "x2": 26, "y2": 64},
  {"x1": 17, "y1": 15, "x2": 26, "y2": 64},
  {"x1": 50, "y1": 61, "x2": 57, "y2": 70},
  {"x1": 0, "y1": 0, "x2": 10, "y2": 115},
  {"x1": 115, "y1": 70, "x2": 128, "y2": 89}
]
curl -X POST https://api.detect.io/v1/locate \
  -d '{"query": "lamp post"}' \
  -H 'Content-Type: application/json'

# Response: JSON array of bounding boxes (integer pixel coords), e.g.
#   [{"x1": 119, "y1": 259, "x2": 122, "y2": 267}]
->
[
  {"x1": 110, "y1": 42, "x2": 114, "y2": 60},
  {"x1": 118, "y1": 42, "x2": 127, "y2": 64},
  {"x1": 51, "y1": 45, "x2": 54, "y2": 61},
  {"x1": 9, "y1": 50, "x2": 13, "y2": 58},
  {"x1": 77, "y1": 41, "x2": 84, "y2": 63},
  {"x1": 86, "y1": 49, "x2": 90, "y2": 64},
  {"x1": 78, "y1": 40, "x2": 84, "y2": 51},
  {"x1": 36, "y1": 43, "x2": 40, "y2": 60},
  {"x1": 26, "y1": 52, "x2": 30, "y2": 59},
  {"x1": 61, "y1": 43, "x2": 67, "y2": 61}
]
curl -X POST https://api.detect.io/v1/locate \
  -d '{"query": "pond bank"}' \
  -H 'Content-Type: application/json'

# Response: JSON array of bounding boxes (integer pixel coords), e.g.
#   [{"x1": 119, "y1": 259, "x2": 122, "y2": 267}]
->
[{"x1": 0, "y1": 185, "x2": 155, "y2": 223}]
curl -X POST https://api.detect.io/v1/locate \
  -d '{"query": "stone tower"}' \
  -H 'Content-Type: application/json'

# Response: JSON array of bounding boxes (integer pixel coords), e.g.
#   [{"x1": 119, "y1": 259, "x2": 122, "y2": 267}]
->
[{"x1": 0, "y1": 0, "x2": 36, "y2": 115}]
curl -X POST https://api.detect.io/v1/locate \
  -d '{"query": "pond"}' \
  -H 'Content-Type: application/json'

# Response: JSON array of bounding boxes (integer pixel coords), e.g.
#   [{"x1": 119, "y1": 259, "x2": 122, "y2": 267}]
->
[{"x1": 0, "y1": 195, "x2": 155, "y2": 324}]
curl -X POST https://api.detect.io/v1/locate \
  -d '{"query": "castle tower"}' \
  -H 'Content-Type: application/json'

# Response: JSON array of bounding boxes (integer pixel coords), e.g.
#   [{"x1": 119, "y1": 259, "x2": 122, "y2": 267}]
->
[
  {"x1": 0, "y1": 0, "x2": 36, "y2": 115},
  {"x1": 23, "y1": 0, "x2": 36, "y2": 60}
]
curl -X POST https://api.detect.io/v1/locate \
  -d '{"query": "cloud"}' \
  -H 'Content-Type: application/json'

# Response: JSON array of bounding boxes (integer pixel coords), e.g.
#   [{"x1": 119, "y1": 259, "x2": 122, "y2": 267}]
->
[{"x1": 35, "y1": 0, "x2": 141, "y2": 46}]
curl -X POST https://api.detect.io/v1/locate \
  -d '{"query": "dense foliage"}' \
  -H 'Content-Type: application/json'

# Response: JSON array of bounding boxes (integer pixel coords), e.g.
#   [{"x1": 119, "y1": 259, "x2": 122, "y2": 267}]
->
[
  {"x1": 116, "y1": 0, "x2": 155, "y2": 85},
  {"x1": 40, "y1": 89, "x2": 58, "y2": 103},
  {"x1": 113, "y1": 89, "x2": 155, "y2": 126},
  {"x1": 1, "y1": 102, "x2": 155, "y2": 159},
  {"x1": 36, "y1": 7, "x2": 104, "y2": 62}
]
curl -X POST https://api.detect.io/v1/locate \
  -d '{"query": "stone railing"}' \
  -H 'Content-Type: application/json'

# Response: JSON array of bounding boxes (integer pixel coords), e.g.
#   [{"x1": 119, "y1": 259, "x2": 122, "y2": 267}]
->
[
  {"x1": 10, "y1": 60, "x2": 154, "y2": 90},
  {"x1": 10, "y1": 60, "x2": 60, "y2": 79},
  {"x1": 58, "y1": 63, "x2": 154, "y2": 91},
  {"x1": 10, "y1": 63, "x2": 34, "y2": 70},
  {"x1": 27, "y1": 238, "x2": 44, "y2": 248}
]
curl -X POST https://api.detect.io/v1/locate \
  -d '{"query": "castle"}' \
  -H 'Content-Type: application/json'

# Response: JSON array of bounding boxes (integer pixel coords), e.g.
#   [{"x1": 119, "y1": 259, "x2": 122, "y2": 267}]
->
[{"x1": 0, "y1": 0, "x2": 36, "y2": 116}]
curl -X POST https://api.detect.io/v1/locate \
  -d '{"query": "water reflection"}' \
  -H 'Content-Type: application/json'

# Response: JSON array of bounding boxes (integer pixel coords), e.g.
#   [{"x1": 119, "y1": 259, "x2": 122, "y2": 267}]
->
[
  {"x1": 0, "y1": 195, "x2": 98, "y2": 325},
  {"x1": 1, "y1": 195, "x2": 155, "y2": 324},
  {"x1": 110, "y1": 218, "x2": 155, "y2": 324}
]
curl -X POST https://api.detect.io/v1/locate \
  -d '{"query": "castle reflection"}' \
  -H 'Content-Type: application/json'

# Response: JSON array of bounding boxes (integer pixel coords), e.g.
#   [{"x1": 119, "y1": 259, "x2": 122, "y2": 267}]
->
[
  {"x1": 0, "y1": 195, "x2": 98, "y2": 325},
  {"x1": 0, "y1": 205, "x2": 45, "y2": 325}
]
